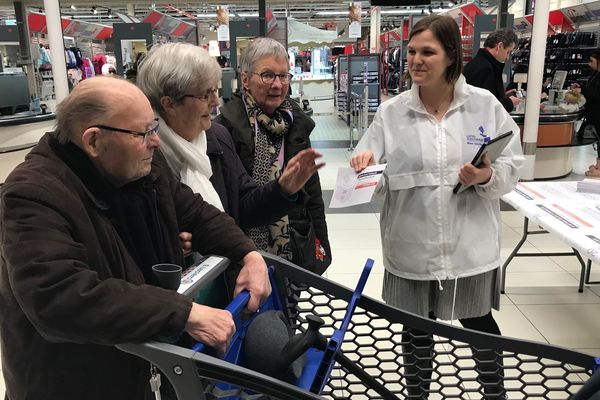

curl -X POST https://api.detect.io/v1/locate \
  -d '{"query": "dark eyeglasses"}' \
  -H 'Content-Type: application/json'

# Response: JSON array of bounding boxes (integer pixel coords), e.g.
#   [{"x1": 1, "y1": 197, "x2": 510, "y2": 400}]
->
[
  {"x1": 250, "y1": 71, "x2": 294, "y2": 85},
  {"x1": 183, "y1": 88, "x2": 219, "y2": 102},
  {"x1": 89, "y1": 118, "x2": 160, "y2": 143}
]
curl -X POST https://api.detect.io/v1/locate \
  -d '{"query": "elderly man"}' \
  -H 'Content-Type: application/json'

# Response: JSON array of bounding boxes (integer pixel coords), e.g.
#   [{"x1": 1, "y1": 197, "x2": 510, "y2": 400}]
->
[
  {"x1": 0, "y1": 76, "x2": 270, "y2": 400},
  {"x1": 463, "y1": 28, "x2": 521, "y2": 112}
]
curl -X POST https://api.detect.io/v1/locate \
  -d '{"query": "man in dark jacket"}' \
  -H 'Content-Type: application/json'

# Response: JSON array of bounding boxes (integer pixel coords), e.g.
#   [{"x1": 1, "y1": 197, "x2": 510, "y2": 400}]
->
[
  {"x1": 464, "y1": 29, "x2": 521, "y2": 112},
  {"x1": 0, "y1": 76, "x2": 271, "y2": 400}
]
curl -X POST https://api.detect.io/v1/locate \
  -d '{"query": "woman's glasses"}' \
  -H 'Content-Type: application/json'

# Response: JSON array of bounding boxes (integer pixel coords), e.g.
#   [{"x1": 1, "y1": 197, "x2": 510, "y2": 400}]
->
[
  {"x1": 250, "y1": 71, "x2": 294, "y2": 85},
  {"x1": 183, "y1": 88, "x2": 219, "y2": 102}
]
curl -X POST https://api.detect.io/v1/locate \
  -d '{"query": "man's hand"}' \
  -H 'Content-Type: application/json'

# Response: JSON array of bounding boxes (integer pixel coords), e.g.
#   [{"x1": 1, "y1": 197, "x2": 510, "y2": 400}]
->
[
  {"x1": 510, "y1": 96, "x2": 522, "y2": 107},
  {"x1": 350, "y1": 150, "x2": 375, "y2": 173},
  {"x1": 278, "y1": 149, "x2": 325, "y2": 195},
  {"x1": 234, "y1": 251, "x2": 271, "y2": 313},
  {"x1": 458, "y1": 153, "x2": 493, "y2": 187},
  {"x1": 185, "y1": 303, "x2": 235, "y2": 356},
  {"x1": 179, "y1": 232, "x2": 192, "y2": 256}
]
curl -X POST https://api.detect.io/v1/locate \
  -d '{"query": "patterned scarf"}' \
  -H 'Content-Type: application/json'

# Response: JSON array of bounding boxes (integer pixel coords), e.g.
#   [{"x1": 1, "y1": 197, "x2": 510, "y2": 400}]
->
[{"x1": 243, "y1": 91, "x2": 293, "y2": 260}]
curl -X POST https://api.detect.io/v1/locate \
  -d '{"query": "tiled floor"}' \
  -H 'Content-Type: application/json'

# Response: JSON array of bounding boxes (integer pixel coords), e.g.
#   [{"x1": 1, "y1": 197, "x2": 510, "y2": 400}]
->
[{"x1": 0, "y1": 115, "x2": 599, "y2": 397}]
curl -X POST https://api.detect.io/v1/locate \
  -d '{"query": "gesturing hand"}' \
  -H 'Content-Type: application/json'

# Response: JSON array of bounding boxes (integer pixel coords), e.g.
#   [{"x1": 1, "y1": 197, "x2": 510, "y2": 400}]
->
[
  {"x1": 278, "y1": 149, "x2": 325, "y2": 195},
  {"x1": 458, "y1": 153, "x2": 493, "y2": 187},
  {"x1": 350, "y1": 150, "x2": 375, "y2": 172}
]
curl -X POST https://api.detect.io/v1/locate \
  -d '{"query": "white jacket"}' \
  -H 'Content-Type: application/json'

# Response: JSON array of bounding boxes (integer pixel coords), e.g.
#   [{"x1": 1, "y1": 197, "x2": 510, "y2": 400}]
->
[{"x1": 354, "y1": 76, "x2": 524, "y2": 281}]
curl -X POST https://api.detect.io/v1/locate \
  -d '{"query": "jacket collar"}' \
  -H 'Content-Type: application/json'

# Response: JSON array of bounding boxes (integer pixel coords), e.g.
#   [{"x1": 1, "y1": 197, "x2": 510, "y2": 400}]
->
[
  {"x1": 205, "y1": 125, "x2": 224, "y2": 156},
  {"x1": 220, "y1": 92, "x2": 315, "y2": 142},
  {"x1": 47, "y1": 132, "x2": 160, "y2": 211},
  {"x1": 477, "y1": 48, "x2": 505, "y2": 72},
  {"x1": 403, "y1": 75, "x2": 471, "y2": 116}
]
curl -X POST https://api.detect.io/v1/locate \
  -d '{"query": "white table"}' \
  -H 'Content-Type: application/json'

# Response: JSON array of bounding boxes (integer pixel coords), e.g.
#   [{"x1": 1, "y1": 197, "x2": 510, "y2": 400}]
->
[{"x1": 501, "y1": 181, "x2": 600, "y2": 293}]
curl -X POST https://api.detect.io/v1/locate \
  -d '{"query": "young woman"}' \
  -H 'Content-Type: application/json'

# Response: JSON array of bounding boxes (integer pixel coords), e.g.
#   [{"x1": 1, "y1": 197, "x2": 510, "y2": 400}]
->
[{"x1": 351, "y1": 15, "x2": 524, "y2": 399}]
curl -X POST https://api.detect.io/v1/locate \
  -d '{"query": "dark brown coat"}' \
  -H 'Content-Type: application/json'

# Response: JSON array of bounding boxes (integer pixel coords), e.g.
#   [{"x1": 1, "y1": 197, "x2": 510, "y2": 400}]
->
[{"x1": 0, "y1": 133, "x2": 256, "y2": 400}]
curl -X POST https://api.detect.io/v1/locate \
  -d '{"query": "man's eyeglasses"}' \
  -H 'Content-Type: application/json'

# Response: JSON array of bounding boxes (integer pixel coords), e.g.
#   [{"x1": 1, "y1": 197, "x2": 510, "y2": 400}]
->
[
  {"x1": 250, "y1": 71, "x2": 294, "y2": 85},
  {"x1": 89, "y1": 118, "x2": 160, "y2": 143},
  {"x1": 183, "y1": 88, "x2": 219, "y2": 102}
]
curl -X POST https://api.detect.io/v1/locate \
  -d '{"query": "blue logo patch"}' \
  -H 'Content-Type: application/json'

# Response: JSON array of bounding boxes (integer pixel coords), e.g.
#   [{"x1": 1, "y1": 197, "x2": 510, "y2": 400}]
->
[{"x1": 467, "y1": 126, "x2": 490, "y2": 145}]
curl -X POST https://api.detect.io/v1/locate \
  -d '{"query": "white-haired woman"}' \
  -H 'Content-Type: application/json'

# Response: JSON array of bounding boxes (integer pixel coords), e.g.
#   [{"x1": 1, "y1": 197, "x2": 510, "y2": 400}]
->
[
  {"x1": 215, "y1": 37, "x2": 331, "y2": 275},
  {"x1": 137, "y1": 42, "x2": 323, "y2": 305}
]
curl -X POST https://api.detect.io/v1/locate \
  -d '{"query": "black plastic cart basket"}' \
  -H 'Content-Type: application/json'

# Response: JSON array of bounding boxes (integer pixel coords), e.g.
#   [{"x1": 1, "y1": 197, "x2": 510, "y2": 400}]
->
[{"x1": 118, "y1": 253, "x2": 600, "y2": 400}]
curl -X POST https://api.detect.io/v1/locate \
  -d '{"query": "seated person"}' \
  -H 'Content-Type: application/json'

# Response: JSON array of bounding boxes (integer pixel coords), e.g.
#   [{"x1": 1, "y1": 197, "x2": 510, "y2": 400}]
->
[{"x1": 0, "y1": 76, "x2": 271, "y2": 400}]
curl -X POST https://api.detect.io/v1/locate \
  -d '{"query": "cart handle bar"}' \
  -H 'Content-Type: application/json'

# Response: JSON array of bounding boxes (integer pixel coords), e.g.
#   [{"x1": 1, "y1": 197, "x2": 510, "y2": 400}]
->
[{"x1": 191, "y1": 290, "x2": 251, "y2": 353}]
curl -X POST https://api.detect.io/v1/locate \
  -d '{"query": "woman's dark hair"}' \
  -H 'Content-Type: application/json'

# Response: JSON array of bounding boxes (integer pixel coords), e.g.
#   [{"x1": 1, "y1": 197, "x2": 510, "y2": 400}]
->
[
  {"x1": 591, "y1": 48, "x2": 600, "y2": 61},
  {"x1": 408, "y1": 15, "x2": 463, "y2": 84}
]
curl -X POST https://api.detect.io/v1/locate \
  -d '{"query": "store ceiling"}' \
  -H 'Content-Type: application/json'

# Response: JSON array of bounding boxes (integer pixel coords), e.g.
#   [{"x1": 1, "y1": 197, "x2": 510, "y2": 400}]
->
[{"x1": 0, "y1": 1, "x2": 486, "y2": 31}]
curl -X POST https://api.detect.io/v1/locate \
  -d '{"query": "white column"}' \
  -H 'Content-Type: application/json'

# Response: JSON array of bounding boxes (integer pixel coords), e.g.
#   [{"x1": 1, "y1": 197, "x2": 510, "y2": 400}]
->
[
  {"x1": 43, "y1": 0, "x2": 68, "y2": 102},
  {"x1": 126, "y1": 3, "x2": 134, "y2": 16},
  {"x1": 369, "y1": 6, "x2": 381, "y2": 54},
  {"x1": 521, "y1": 0, "x2": 550, "y2": 180}
]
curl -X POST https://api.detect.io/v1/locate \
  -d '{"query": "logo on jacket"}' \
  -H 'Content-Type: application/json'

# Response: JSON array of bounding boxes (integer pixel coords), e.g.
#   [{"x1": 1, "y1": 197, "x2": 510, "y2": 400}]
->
[{"x1": 466, "y1": 126, "x2": 490, "y2": 146}]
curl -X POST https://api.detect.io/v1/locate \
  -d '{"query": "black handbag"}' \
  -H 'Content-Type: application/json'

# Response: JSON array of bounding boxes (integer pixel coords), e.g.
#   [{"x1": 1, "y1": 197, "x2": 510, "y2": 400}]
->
[{"x1": 289, "y1": 216, "x2": 317, "y2": 273}]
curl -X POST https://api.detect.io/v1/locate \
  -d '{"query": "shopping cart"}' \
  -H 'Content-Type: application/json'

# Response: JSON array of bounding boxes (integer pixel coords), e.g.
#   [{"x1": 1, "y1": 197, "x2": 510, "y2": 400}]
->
[{"x1": 118, "y1": 253, "x2": 600, "y2": 399}]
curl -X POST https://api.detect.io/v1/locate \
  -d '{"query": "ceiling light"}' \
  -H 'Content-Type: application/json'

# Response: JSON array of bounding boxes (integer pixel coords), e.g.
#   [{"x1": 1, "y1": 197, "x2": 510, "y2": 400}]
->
[{"x1": 70, "y1": 4, "x2": 76, "y2": 10}]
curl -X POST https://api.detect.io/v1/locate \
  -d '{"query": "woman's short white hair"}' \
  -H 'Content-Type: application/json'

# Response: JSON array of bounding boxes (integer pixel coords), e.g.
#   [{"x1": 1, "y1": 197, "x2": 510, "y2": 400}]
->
[
  {"x1": 240, "y1": 37, "x2": 288, "y2": 74},
  {"x1": 137, "y1": 42, "x2": 222, "y2": 114}
]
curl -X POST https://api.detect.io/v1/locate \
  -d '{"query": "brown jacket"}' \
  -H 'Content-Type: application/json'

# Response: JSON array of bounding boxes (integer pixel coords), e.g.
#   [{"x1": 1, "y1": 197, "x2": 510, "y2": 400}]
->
[{"x1": 0, "y1": 133, "x2": 256, "y2": 400}]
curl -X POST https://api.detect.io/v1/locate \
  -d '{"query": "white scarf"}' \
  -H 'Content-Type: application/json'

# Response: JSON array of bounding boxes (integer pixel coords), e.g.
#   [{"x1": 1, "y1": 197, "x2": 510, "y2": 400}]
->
[{"x1": 157, "y1": 116, "x2": 224, "y2": 211}]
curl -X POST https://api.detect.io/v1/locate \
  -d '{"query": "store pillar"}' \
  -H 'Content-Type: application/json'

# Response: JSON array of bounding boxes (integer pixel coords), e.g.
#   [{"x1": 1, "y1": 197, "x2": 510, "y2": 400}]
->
[
  {"x1": 369, "y1": 6, "x2": 381, "y2": 54},
  {"x1": 521, "y1": 0, "x2": 550, "y2": 180},
  {"x1": 42, "y1": 0, "x2": 69, "y2": 102}
]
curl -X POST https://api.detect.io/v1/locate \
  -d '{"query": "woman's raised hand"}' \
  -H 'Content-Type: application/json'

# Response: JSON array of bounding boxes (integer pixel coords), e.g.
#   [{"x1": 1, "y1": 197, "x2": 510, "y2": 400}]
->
[{"x1": 278, "y1": 149, "x2": 325, "y2": 195}]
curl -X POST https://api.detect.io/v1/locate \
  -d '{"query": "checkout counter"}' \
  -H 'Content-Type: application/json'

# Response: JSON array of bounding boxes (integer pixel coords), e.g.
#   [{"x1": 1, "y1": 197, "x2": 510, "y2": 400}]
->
[
  {"x1": 511, "y1": 110, "x2": 588, "y2": 180},
  {"x1": 0, "y1": 112, "x2": 54, "y2": 184}
]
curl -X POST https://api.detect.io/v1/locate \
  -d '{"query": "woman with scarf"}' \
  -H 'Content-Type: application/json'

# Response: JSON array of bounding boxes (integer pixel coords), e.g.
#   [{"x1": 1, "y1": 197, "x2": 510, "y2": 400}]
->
[
  {"x1": 215, "y1": 38, "x2": 331, "y2": 275},
  {"x1": 136, "y1": 43, "x2": 323, "y2": 305}
]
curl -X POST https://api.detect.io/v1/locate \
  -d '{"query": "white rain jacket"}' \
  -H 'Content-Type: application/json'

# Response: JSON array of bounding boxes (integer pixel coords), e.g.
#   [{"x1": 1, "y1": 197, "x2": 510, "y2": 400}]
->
[{"x1": 354, "y1": 75, "x2": 524, "y2": 281}]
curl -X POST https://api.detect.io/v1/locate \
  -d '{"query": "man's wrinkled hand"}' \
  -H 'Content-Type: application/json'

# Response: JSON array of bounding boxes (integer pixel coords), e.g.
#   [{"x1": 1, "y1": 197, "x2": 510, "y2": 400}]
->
[
  {"x1": 234, "y1": 251, "x2": 271, "y2": 313},
  {"x1": 279, "y1": 149, "x2": 325, "y2": 195},
  {"x1": 185, "y1": 303, "x2": 235, "y2": 356}
]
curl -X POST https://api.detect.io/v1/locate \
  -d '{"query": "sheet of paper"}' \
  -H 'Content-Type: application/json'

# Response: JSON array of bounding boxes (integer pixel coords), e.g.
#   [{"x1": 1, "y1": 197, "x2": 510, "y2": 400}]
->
[{"x1": 329, "y1": 164, "x2": 386, "y2": 208}]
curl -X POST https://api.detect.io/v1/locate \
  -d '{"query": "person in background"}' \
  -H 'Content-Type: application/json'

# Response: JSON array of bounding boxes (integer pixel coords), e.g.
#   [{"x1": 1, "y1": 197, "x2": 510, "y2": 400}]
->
[
  {"x1": 0, "y1": 77, "x2": 271, "y2": 400},
  {"x1": 464, "y1": 28, "x2": 521, "y2": 112},
  {"x1": 577, "y1": 48, "x2": 600, "y2": 176},
  {"x1": 137, "y1": 42, "x2": 324, "y2": 305},
  {"x1": 215, "y1": 38, "x2": 331, "y2": 275},
  {"x1": 351, "y1": 15, "x2": 524, "y2": 399}
]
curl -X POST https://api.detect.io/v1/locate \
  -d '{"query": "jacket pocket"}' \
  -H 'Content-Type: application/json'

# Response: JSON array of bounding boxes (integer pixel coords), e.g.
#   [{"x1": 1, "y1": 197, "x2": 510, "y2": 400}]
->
[{"x1": 387, "y1": 172, "x2": 440, "y2": 190}]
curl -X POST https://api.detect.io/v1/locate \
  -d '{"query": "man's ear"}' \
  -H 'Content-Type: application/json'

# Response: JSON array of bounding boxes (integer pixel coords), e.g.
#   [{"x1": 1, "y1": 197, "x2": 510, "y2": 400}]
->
[{"x1": 81, "y1": 127, "x2": 102, "y2": 158}]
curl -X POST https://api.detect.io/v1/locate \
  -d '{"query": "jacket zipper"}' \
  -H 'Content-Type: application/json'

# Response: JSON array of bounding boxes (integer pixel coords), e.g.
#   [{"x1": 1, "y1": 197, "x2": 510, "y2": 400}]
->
[{"x1": 438, "y1": 121, "x2": 448, "y2": 280}]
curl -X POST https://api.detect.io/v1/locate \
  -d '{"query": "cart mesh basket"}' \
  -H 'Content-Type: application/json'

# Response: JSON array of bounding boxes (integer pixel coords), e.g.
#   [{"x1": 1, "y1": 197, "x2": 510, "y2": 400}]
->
[{"x1": 118, "y1": 254, "x2": 597, "y2": 400}]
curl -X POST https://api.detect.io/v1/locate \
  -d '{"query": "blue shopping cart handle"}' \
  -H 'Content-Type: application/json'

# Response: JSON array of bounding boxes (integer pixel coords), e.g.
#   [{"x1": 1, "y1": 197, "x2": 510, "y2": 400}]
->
[
  {"x1": 225, "y1": 290, "x2": 251, "y2": 317},
  {"x1": 192, "y1": 290, "x2": 251, "y2": 353}
]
